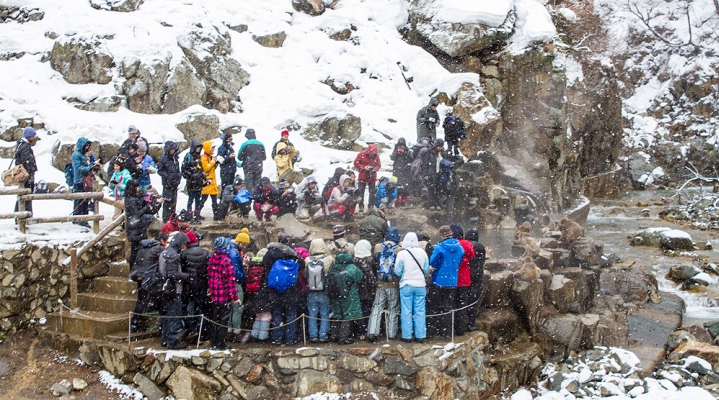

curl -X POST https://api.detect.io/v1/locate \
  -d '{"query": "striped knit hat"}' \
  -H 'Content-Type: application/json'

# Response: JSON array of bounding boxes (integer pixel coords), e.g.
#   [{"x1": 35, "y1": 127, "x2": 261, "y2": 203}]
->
[{"x1": 214, "y1": 237, "x2": 230, "y2": 250}]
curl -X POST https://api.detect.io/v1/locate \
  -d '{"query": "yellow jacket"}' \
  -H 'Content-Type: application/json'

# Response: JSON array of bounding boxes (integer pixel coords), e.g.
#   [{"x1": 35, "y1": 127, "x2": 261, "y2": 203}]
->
[
  {"x1": 273, "y1": 142, "x2": 298, "y2": 181},
  {"x1": 201, "y1": 141, "x2": 219, "y2": 195}
]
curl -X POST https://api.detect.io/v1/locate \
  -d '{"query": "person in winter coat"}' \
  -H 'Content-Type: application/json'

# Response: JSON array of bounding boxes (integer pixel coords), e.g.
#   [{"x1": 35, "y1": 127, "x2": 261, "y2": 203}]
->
[
  {"x1": 274, "y1": 179, "x2": 298, "y2": 217},
  {"x1": 442, "y1": 114, "x2": 466, "y2": 156},
  {"x1": 304, "y1": 239, "x2": 335, "y2": 342},
  {"x1": 245, "y1": 253, "x2": 270, "y2": 342},
  {"x1": 327, "y1": 251, "x2": 363, "y2": 344},
  {"x1": 200, "y1": 141, "x2": 220, "y2": 219},
  {"x1": 160, "y1": 209, "x2": 192, "y2": 235},
  {"x1": 129, "y1": 234, "x2": 167, "y2": 332},
  {"x1": 237, "y1": 128, "x2": 266, "y2": 192},
  {"x1": 366, "y1": 227, "x2": 402, "y2": 342},
  {"x1": 326, "y1": 174, "x2": 356, "y2": 221},
  {"x1": 353, "y1": 239, "x2": 377, "y2": 340},
  {"x1": 408, "y1": 137, "x2": 432, "y2": 197},
  {"x1": 464, "y1": 228, "x2": 486, "y2": 332},
  {"x1": 124, "y1": 179, "x2": 163, "y2": 268},
  {"x1": 160, "y1": 231, "x2": 190, "y2": 349},
  {"x1": 326, "y1": 225, "x2": 356, "y2": 257},
  {"x1": 108, "y1": 158, "x2": 132, "y2": 220},
  {"x1": 353, "y1": 144, "x2": 381, "y2": 212},
  {"x1": 216, "y1": 133, "x2": 237, "y2": 191},
  {"x1": 206, "y1": 237, "x2": 240, "y2": 350},
  {"x1": 390, "y1": 137, "x2": 411, "y2": 187},
  {"x1": 157, "y1": 141, "x2": 182, "y2": 223},
  {"x1": 422, "y1": 138, "x2": 453, "y2": 210},
  {"x1": 253, "y1": 177, "x2": 279, "y2": 221},
  {"x1": 296, "y1": 176, "x2": 322, "y2": 219},
  {"x1": 227, "y1": 231, "x2": 249, "y2": 341},
  {"x1": 449, "y1": 224, "x2": 476, "y2": 337},
  {"x1": 181, "y1": 231, "x2": 210, "y2": 341},
  {"x1": 359, "y1": 208, "x2": 388, "y2": 248},
  {"x1": 395, "y1": 232, "x2": 430, "y2": 343},
  {"x1": 321, "y1": 167, "x2": 345, "y2": 203},
  {"x1": 416, "y1": 97, "x2": 440, "y2": 142},
  {"x1": 374, "y1": 176, "x2": 398, "y2": 209},
  {"x1": 273, "y1": 142, "x2": 298, "y2": 183},
  {"x1": 13, "y1": 127, "x2": 39, "y2": 214},
  {"x1": 219, "y1": 176, "x2": 251, "y2": 220},
  {"x1": 265, "y1": 243, "x2": 304, "y2": 345},
  {"x1": 135, "y1": 142, "x2": 157, "y2": 193},
  {"x1": 181, "y1": 140, "x2": 206, "y2": 223},
  {"x1": 271, "y1": 129, "x2": 300, "y2": 164},
  {"x1": 427, "y1": 225, "x2": 465, "y2": 340},
  {"x1": 72, "y1": 137, "x2": 101, "y2": 225},
  {"x1": 121, "y1": 125, "x2": 150, "y2": 157}
]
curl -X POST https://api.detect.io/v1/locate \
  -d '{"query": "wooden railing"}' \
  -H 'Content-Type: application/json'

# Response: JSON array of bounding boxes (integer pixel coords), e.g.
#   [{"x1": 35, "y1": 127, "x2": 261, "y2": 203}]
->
[{"x1": 0, "y1": 187, "x2": 105, "y2": 233}]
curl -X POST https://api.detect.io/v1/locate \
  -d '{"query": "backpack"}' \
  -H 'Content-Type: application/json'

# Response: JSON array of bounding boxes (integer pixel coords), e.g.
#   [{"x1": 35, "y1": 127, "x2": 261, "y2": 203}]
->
[
  {"x1": 321, "y1": 185, "x2": 337, "y2": 205},
  {"x1": 326, "y1": 267, "x2": 350, "y2": 300},
  {"x1": 306, "y1": 257, "x2": 326, "y2": 291},
  {"x1": 140, "y1": 262, "x2": 172, "y2": 298},
  {"x1": 377, "y1": 242, "x2": 398, "y2": 281},
  {"x1": 34, "y1": 180, "x2": 49, "y2": 194},
  {"x1": 267, "y1": 258, "x2": 299, "y2": 294},
  {"x1": 64, "y1": 163, "x2": 74, "y2": 187},
  {"x1": 235, "y1": 188, "x2": 251, "y2": 204},
  {"x1": 244, "y1": 260, "x2": 264, "y2": 294}
]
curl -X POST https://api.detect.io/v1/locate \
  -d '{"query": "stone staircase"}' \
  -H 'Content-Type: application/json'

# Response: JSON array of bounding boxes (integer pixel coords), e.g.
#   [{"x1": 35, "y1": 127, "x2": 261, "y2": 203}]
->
[{"x1": 46, "y1": 261, "x2": 143, "y2": 340}]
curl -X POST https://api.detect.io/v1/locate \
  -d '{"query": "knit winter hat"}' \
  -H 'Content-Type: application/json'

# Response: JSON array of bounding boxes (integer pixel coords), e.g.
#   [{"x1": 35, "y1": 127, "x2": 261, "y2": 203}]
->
[
  {"x1": 389, "y1": 176, "x2": 398, "y2": 184},
  {"x1": 177, "y1": 209, "x2": 191, "y2": 222},
  {"x1": 439, "y1": 225, "x2": 453, "y2": 239},
  {"x1": 214, "y1": 237, "x2": 230, "y2": 249},
  {"x1": 450, "y1": 224, "x2": 464, "y2": 239},
  {"x1": 128, "y1": 125, "x2": 139, "y2": 134},
  {"x1": 245, "y1": 128, "x2": 256, "y2": 139},
  {"x1": 23, "y1": 127, "x2": 38, "y2": 139},
  {"x1": 277, "y1": 231, "x2": 291, "y2": 244},
  {"x1": 137, "y1": 142, "x2": 148, "y2": 153},
  {"x1": 260, "y1": 177, "x2": 271, "y2": 186},
  {"x1": 235, "y1": 228, "x2": 250, "y2": 244},
  {"x1": 186, "y1": 230, "x2": 198, "y2": 245},
  {"x1": 281, "y1": 129, "x2": 289, "y2": 136},
  {"x1": 332, "y1": 225, "x2": 346, "y2": 238}
]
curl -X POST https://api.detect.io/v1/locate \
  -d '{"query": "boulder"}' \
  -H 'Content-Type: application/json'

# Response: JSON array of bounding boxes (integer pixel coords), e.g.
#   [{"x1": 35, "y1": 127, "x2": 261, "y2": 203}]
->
[
  {"x1": 546, "y1": 275, "x2": 575, "y2": 314},
  {"x1": 123, "y1": 57, "x2": 170, "y2": 114},
  {"x1": 133, "y1": 373, "x2": 165, "y2": 400},
  {"x1": 0, "y1": 117, "x2": 43, "y2": 142},
  {"x1": 483, "y1": 271, "x2": 514, "y2": 308},
  {"x1": 510, "y1": 278, "x2": 544, "y2": 334},
  {"x1": 163, "y1": 59, "x2": 206, "y2": 114},
  {"x1": 97, "y1": 346, "x2": 136, "y2": 376},
  {"x1": 0, "y1": 6, "x2": 44, "y2": 23},
  {"x1": 599, "y1": 263, "x2": 659, "y2": 305},
  {"x1": 253, "y1": 32, "x2": 286, "y2": 48},
  {"x1": 705, "y1": 321, "x2": 719, "y2": 339},
  {"x1": 537, "y1": 314, "x2": 583, "y2": 360},
  {"x1": 667, "y1": 264, "x2": 701, "y2": 283},
  {"x1": 453, "y1": 83, "x2": 501, "y2": 158},
  {"x1": 631, "y1": 227, "x2": 672, "y2": 246},
  {"x1": 176, "y1": 114, "x2": 220, "y2": 145},
  {"x1": 89, "y1": 0, "x2": 144, "y2": 12},
  {"x1": 51, "y1": 140, "x2": 107, "y2": 172},
  {"x1": 165, "y1": 365, "x2": 221, "y2": 400},
  {"x1": 407, "y1": 1, "x2": 515, "y2": 57},
  {"x1": 689, "y1": 324, "x2": 713, "y2": 344},
  {"x1": 50, "y1": 37, "x2": 114, "y2": 84},
  {"x1": 559, "y1": 267, "x2": 592, "y2": 313},
  {"x1": 302, "y1": 115, "x2": 362, "y2": 150},
  {"x1": 660, "y1": 229, "x2": 694, "y2": 250},
  {"x1": 669, "y1": 340, "x2": 719, "y2": 364},
  {"x1": 271, "y1": 215, "x2": 311, "y2": 242},
  {"x1": 71, "y1": 95, "x2": 123, "y2": 112},
  {"x1": 292, "y1": 0, "x2": 325, "y2": 16},
  {"x1": 295, "y1": 370, "x2": 341, "y2": 397},
  {"x1": 668, "y1": 329, "x2": 698, "y2": 352},
  {"x1": 416, "y1": 366, "x2": 456, "y2": 399}
]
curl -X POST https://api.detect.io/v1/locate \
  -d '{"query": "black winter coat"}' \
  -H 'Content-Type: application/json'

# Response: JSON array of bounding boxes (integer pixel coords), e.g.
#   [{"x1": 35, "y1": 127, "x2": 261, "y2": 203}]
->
[
  {"x1": 353, "y1": 255, "x2": 377, "y2": 302},
  {"x1": 130, "y1": 239, "x2": 164, "y2": 281},
  {"x1": 390, "y1": 139, "x2": 411, "y2": 183},
  {"x1": 157, "y1": 141, "x2": 181, "y2": 189},
  {"x1": 250, "y1": 243, "x2": 304, "y2": 314},
  {"x1": 237, "y1": 133, "x2": 266, "y2": 172},
  {"x1": 160, "y1": 232, "x2": 189, "y2": 295},
  {"x1": 14, "y1": 138, "x2": 37, "y2": 180},
  {"x1": 125, "y1": 195, "x2": 161, "y2": 242},
  {"x1": 468, "y1": 240, "x2": 486, "y2": 290},
  {"x1": 182, "y1": 140, "x2": 206, "y2": 192},
  {"x1": 181, "y1": 243, "x2": 210, "y2": 291}
]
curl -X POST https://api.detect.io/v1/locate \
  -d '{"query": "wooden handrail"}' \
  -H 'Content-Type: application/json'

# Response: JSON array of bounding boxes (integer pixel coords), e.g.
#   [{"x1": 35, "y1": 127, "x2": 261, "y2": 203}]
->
[
  {"x1": 0, "y1": 188, "x2": 31, "y2": 195},
  {"x1": 21, "y1": 192, "x2": 105, "y2": 201},
  {"x1": 0, "y1": 211, "x2": 32, "y2": 219},
  {"x1": 27, "y1": 215, "x2": 104, "y2": 224},
  {"x1": 63, "y1": 212, "x2": 126, "y2": 265}
]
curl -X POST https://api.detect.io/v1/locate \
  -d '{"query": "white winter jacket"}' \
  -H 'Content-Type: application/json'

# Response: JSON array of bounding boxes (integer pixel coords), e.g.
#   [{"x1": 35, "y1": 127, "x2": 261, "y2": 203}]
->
[{"x1": 395, "y1": 232, "x2": 429, "y2": 288}]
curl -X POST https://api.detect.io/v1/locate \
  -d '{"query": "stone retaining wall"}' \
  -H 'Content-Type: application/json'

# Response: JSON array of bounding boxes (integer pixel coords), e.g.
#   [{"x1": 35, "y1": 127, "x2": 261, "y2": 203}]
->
[
  {"x1": 97, "y1": 331, "x2": 537, "y2": 400},
  {"x1": 0, "y1": 232, "x2": 126, "y2": 337}
]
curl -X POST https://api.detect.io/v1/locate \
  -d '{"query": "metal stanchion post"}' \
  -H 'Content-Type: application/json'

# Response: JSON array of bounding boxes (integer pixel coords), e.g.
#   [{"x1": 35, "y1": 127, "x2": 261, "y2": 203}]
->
[
  {"x1": 451, "y1": 310, "x2": 455, "y2": 343},
  {"x1": 197, "y1": 316, "x2": 204, "y2": 349},
  {"x1": 384, "y1": 310, "x2": 390, "y2": 343},
  {"x1": 128, "y1": 312, "x2": 132, "y2": 352},
  {"x1": 302, "y1": 314, "x2": 307, "y2": 346}
]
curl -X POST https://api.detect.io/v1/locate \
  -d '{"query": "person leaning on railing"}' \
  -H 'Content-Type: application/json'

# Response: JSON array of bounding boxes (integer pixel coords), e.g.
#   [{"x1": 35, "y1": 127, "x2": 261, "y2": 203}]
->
[{"x1": 124, "y1": 179, "x2": 163, "y2": 268}]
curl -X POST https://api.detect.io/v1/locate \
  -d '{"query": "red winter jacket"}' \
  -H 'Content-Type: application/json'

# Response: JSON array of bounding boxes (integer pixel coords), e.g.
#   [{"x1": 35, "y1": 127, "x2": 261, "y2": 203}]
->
[
  {"x1": 354, "y1": 144, "x2": 381, "y2": 183},
  {"x1": 456, "y1": 239, "x2": 476, "y2": 287}
]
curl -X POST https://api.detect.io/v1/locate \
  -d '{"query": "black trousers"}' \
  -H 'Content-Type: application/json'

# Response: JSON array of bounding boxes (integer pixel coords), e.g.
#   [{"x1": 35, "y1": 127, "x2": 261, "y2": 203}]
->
[
  {"x1": 425, "y1": 175, "x2": 445, "y2": 209},
  {"x1": 210, "y1": 302, "x2": 231, "y2": 348},
  {"x1": 128, "y1": 240, "x2": 142, "y2": 269},
  {"x1": 467, "y1": 280, "x2": 483, "y2": 330},
  {"x1": 14, "y1": 178, "x2": 33, "y2": 215},
  {"x1": 427, "y1": 285, "x2": 456, "y2": 338},
  {"x1": 454, "y1": 286, "x2": 471, "y2": 336},
  {"x1": 161, "y1": 186, "x2": 178, "y2": 223},
  {"x1": 130, "y1": 284, "x2": 149, "y2": 330},
  {"x1": 183, "y1": 285, "x2": 207, "y2": 334},
  {"x1": 356, "y1": 181, "x2": 376, "y2": 209},
  {"x1": 162, "y1": 293, "x2": 184, "y2": 346}
]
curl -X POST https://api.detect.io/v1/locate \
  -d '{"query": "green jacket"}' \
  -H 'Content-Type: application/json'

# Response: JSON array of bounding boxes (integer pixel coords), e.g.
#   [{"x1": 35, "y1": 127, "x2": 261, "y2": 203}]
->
[
  {"x1": 359, "y1": 209, "x2": 388, "y2": 248},
  {"x1": 329, "y1": 252, "x2": 363, "y2": 320}
]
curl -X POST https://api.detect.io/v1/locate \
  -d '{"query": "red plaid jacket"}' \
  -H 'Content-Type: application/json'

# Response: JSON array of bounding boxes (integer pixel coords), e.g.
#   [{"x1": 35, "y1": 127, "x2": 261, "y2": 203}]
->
[{"x1": 207, "y1": 250, "x2": 238, "y2": 304}]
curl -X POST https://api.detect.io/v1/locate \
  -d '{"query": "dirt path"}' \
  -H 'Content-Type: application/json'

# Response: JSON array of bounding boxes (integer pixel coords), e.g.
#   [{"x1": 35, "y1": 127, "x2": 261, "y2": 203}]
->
[{"x1": 0, "y1": 329, "x2": 123, "y2": 399}]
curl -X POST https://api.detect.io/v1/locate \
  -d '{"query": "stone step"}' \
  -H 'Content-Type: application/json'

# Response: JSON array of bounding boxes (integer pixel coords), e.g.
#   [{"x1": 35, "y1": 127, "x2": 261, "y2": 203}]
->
[
  {"x1": 77, "y1": 292, "x2": 136, "y2": 314},
  {"x1": 93, "y1": 276, "x2": 137, "y2": 295},
  {"x1": 105, "y1": 329, "x2": 159, "y2": 343},
  {"x1": 45, "y1": 310, "x2": 128, "y2": 339},
  {"x1": 108, "y1": 261, "x2": 130, "y2": 278}
]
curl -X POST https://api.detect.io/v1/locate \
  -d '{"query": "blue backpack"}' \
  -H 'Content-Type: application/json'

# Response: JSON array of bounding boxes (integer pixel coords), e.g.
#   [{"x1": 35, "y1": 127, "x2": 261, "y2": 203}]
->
[
  {"x1": 64, "y1": 163, "x2": 74, "y2": 187},
  {"x1": 267, "y1": 258, "x2": 300, "y2": 293},
  {"x1": 377, "y1": 242, "x2": 398, "y2": 281},
  {"x1": 235, "y1": 188, "x2": 251, "y2": 204}
]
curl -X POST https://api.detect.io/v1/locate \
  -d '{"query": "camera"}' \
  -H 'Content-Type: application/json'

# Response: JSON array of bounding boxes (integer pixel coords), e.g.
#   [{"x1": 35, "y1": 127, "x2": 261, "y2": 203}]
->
[{"x1": 366, "y1": 166, "x2": 376, "y2": 181}]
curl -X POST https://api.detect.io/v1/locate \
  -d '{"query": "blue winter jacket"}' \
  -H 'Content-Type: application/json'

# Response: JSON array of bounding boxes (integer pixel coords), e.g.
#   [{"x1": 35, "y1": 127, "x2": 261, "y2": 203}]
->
[
  {"x1": 137, "y1": 154, "x2": 156, "y2": 186},
  {"x1": 72, "y1": 137, "x2": 92, "y2": 184},
  {"x1": 374, "y1": 181, "x2": 398, "y2": 207},
  {"x1": 227, "y1": 241, "x2": 246, "y2": 283},
  {"x1": 429, "y1": 238, "x2": 464, "y2": 287}
]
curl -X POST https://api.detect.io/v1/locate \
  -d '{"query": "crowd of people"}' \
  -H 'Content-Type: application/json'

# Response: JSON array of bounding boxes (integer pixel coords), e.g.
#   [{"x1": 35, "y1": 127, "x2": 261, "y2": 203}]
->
[{"x1": 131, "y1": 209, "x2": 486, "y2": 350}]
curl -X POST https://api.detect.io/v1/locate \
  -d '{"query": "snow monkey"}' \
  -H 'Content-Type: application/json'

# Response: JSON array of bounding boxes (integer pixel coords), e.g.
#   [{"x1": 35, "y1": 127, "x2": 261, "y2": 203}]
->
[
  {"x1": 515, "y1": 256, "x2": 541, "y2": 281},
  {"x1": 520, "y1": 235, "x2": 541, "y2": 258},
  {"x1": 514, "y1": 221, "x2": 533, "y2": 241},
  {"x1": 558, "y1": 217, "x2": 584, "y2": 243}
]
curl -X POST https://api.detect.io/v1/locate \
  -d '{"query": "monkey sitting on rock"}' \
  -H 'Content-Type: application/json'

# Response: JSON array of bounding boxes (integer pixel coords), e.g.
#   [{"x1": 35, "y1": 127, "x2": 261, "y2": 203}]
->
[
  {"x1": 558, "y1": 217, "x2": 584, "y2": 243},
  {"x1": 514, "y1": 255, "x2": 541, "y2": 281}
]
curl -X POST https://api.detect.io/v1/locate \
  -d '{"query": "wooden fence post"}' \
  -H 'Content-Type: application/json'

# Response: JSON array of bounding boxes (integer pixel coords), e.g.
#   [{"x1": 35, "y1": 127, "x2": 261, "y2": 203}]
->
[
  {"x1": 70, "y1": 249, "x2": 78, "y2": 309},
  {"x1": 93, "y1": 196, "x2": 100, "y2": 234},
  {"x1": 18, "y1": 194, "x2": 26, "y2": 234}
]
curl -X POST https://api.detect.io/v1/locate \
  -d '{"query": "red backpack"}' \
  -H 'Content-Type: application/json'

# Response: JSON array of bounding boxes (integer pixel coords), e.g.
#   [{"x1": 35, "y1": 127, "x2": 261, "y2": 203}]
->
[{"x1": 245, "y1": 259, "x2": 264, "y2": 294}]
